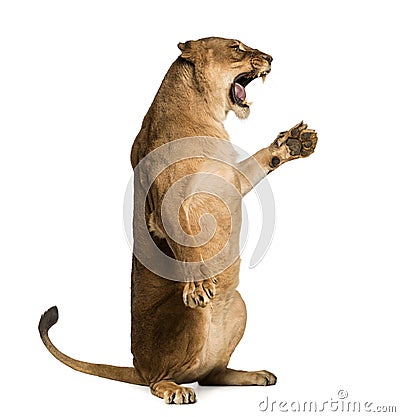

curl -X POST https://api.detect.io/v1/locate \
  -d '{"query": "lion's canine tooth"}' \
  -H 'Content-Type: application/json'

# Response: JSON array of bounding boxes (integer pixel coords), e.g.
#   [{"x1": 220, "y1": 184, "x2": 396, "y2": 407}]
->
[
  {"x1": 261, "y1": 74, "x2": 266, "y2": 83},
  {"x1": 242, "y1": 100, "x2": 253, "y2": 106}
]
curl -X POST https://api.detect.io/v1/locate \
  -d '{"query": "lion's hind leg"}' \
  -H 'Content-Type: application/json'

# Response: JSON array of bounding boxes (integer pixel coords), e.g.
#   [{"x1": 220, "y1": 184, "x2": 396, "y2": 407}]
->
[
  {"x1": 150, "y1": 380, "x2": 196, "y2": 404},
  {"x1": 199, "y1": 368, "x2": 277, "y2": 386}
]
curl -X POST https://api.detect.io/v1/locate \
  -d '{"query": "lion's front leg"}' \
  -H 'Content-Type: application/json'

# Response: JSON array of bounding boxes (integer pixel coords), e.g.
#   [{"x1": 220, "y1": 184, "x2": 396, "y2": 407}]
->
[
  {"x1": 237, "y1": 121, "x2": 318, "y2": 196},
  {"x1": 161, "y1": 191, "x2": 239, "y2": 309},
  {"x1": 168, "y1": 242, "x2": 218, "y2": 309},
  {"x1": 182, "y1": 277, "x2": 218, "y2": 308},
  {"x1": 269, "y1": 121, "x2": 318, "y2": 168}
]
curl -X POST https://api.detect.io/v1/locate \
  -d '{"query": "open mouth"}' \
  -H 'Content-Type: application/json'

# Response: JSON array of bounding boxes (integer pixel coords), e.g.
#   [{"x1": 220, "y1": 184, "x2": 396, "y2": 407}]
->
[{"x1": 230, "y1": 70, "x2": 270, "y2": 108}]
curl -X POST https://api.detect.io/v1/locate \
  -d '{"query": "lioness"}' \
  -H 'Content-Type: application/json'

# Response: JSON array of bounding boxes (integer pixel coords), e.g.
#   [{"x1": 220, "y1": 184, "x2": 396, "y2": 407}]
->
[{"x1": 39, "y1": 37, "x2": 317, "y2": 404}]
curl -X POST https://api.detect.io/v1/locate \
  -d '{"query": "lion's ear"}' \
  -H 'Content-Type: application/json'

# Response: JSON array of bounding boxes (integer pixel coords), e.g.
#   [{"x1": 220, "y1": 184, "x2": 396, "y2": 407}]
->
[{"x1": 178, "y1": 41, "x2": 197, "y2": 63}]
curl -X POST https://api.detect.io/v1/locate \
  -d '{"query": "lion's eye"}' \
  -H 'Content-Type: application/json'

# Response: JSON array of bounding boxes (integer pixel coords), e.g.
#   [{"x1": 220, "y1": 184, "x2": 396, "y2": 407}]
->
[{"x1": 231, "y1": 44, "x2": 245, "y2": 53}]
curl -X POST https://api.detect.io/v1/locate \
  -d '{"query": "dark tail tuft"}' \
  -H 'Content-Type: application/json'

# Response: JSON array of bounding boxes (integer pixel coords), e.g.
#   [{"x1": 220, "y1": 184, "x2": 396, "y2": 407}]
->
[{"x1": 38, "y1": 306, "x2": 59, "y2": 337}]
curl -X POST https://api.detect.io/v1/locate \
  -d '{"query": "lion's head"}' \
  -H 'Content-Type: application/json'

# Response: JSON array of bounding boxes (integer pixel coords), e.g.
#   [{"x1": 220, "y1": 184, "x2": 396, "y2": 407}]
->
[{"x1": 178, "y1": 37, "x2": 272, "y2": 119}]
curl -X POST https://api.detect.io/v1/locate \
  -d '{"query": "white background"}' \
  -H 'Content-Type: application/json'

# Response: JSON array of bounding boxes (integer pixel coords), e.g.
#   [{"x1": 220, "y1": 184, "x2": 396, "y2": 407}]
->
[{"x1": 1, "y1": 1, "x2": 399, "y2": 415}]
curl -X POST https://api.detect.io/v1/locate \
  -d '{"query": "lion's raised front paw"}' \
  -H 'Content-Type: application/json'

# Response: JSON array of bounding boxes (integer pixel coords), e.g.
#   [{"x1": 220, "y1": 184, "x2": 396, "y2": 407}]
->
[
  {"x1": 272, "y1": 121, "x2": 318, "y2": 166},
  {"x1": 183, "y1": 278, "x2": 217, "y2": 308}
]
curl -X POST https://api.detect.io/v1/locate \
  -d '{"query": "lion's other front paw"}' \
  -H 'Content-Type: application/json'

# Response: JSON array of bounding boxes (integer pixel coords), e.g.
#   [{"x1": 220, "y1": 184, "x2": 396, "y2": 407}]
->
[
  {"x1": 274, "y1": 121, "x2": 318, "y2": 164},
  {"x1": 183, "y1": 278, "x2": 217, "y2": 308}
]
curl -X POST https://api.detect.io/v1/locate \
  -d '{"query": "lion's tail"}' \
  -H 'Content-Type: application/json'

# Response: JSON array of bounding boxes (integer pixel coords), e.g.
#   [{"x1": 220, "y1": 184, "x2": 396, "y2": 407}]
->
[{"x1": 38, "y1": 306, "x2": 145, "y2": 385}]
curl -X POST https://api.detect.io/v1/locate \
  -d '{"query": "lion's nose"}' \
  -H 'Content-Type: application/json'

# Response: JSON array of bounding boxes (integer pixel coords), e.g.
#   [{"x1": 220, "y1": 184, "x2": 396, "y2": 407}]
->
[{"x1": 263, "y1": 54, "x2": 273, "y2": 64}]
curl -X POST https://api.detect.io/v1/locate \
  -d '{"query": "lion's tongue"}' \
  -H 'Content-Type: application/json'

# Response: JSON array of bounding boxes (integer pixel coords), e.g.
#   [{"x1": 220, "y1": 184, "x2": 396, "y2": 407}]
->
[{"x1": 234, "y1": 83, "x2": 246, "y2": 101}]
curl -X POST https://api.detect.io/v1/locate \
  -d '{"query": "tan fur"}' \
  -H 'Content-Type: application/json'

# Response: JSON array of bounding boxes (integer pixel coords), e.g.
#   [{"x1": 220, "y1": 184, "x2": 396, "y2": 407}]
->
[{"x1": 39, "y1": 37, "x2": 317, "y2": 404}]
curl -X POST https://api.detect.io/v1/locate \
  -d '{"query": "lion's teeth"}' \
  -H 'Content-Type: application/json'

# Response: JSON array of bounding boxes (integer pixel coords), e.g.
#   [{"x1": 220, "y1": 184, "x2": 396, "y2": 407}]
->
[
  {"x1": 261, "y1": 74, "x2": 266, "y2": 83},
  {"x1": 242, "y1": 100, "x2": 253, "y2": 106}
]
